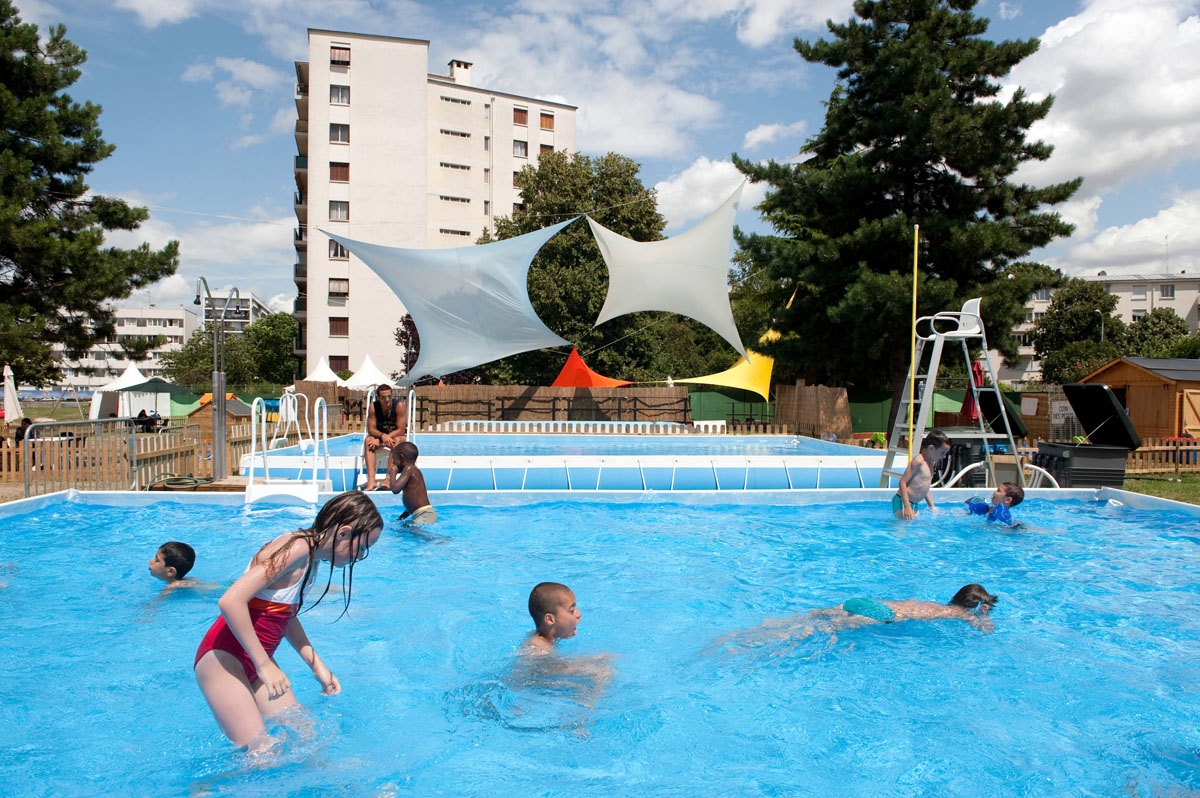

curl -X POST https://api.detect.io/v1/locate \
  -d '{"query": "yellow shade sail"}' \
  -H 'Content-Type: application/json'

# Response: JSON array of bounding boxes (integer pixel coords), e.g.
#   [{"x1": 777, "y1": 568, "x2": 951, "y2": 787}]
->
[{"x1": 676, "y1": 349, "x2": 774, "y2": 401}]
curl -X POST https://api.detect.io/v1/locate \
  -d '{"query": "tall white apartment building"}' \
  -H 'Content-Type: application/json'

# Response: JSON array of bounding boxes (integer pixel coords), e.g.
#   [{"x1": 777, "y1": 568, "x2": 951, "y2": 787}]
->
[
  {"x1": 51, "y1": 305, "x2": 199, "y2": 389},
  {"x1": 996, "y1": 272, "x2": 1200, "y2": 387},
  {"x1": 293, "y1": 29, "x2": 578, "y2": 378}
]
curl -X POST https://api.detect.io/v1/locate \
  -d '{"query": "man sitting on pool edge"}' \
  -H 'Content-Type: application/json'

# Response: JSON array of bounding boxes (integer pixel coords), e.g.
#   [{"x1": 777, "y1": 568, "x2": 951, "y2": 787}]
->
[{"x1": 364, "y1": 383, "x2": 406, "y2": 490}]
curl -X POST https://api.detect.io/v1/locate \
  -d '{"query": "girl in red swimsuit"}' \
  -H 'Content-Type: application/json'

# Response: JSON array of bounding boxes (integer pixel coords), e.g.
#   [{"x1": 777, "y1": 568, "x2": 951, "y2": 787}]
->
[{"x1": 194, "y1": 491, "x2": 384, "y2": 749}]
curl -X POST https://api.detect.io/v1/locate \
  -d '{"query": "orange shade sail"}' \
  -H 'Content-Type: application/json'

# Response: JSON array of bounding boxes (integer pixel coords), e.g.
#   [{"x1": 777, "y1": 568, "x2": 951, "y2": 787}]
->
[{"x1": 551, "y1": 348, "x2": 633, "y2": 388}]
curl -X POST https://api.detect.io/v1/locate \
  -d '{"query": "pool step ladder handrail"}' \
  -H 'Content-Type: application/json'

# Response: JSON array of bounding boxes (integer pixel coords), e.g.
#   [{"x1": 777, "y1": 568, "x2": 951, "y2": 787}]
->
[
  {"x1": 245, "y1": 396, "x2": 331, "y2": 504},
  {"x1": 878, "y1": 297, "x2": 1025, "y2": 490}
]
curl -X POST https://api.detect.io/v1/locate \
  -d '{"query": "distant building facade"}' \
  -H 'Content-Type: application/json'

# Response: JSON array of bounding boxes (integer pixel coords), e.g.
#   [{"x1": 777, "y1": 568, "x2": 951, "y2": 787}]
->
[
  {"x1": 51, "y1": 306, "x2": 199, "y2": 389},
  {"x1": 292, "y1": 29, "x2": 578, "y2": 378},
  {"x1": 996, "y1": 272, "x2": 1200, "y2": 388},
  {"x1": 198, "y1": 289, "x2": 271, "y2": 334}
]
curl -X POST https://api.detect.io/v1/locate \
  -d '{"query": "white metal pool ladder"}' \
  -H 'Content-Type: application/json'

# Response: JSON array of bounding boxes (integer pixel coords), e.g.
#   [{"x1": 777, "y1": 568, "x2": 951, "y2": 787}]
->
[{"x1": 245, "y1": 396, "x2": 332, "y2": 503}]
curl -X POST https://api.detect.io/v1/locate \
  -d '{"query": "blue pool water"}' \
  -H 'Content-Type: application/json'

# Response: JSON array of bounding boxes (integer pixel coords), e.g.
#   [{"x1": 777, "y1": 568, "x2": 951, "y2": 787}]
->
[
  {"x1": 2, "y1": 492, "x2": 1198, "y2": 795},
  {"x1": 295, "y1": 432, "x2": 862, "y2": 458}
]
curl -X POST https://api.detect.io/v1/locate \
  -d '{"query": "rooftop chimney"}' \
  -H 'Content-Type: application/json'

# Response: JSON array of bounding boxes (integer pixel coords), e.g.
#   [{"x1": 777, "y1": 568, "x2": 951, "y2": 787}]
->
[{"x1": 448, "y1": 59, "x2": 473, "y2": 87}]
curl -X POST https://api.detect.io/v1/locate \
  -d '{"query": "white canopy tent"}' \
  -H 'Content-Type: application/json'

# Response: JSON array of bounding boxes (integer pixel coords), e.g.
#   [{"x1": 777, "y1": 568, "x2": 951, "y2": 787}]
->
[
  {"x1": 88, "y1": 365, "x2": 174, "y2": 419},
  {"x1": 343, "y1": 354, "x2": 394, "y2": 391},
  {"x1": 302, "y1": 355, "x2": 349, "y2": 387}
]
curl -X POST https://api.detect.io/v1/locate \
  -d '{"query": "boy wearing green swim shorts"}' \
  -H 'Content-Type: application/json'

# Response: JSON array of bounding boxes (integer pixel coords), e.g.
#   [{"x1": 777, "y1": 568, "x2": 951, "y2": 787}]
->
[{"x1": 894, "y1": 430, "x2": 952, "y2": 519}]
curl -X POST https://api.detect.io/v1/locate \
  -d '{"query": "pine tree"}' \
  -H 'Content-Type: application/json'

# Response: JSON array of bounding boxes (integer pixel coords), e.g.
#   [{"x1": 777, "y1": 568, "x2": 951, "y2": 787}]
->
[
  {"x1": 0, "y1": 2, "x2": 179, "y2": 385},
  {"x1": 735, "y1": 0, "x2": 1079, "y2": 418}
]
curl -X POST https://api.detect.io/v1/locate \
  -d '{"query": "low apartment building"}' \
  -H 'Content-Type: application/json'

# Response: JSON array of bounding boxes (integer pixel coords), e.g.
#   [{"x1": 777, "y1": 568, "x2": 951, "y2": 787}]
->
[{"x1": 51, "y1": 306, "x2": 199, "y2": 389}]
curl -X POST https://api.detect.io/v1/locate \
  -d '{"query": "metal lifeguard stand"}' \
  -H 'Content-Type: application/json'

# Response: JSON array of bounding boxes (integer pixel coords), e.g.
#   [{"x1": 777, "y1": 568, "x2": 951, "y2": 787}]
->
[{"x1": 878, "y1": 298, "x2": 1025, "y2": 490}]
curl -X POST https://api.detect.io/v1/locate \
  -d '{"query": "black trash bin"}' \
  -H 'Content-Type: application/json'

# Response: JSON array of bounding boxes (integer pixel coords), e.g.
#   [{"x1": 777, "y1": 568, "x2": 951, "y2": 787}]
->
[{"x1": 1036, "y1": 383, "x2": 1141, "y2": 488}]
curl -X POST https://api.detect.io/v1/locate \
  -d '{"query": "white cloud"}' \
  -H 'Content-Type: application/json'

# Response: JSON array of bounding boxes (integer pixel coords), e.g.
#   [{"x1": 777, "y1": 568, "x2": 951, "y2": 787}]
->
[
  {"x1": 1054, "y1": 192, "x2": 1104, "y2": 245},
  {"x1": 655, "y1": 157, "x2": 768, "y2": 230},
  {"x1": 181, "y1": 55, "x2": 290, "y2": 145},
  {"x1": 113, "y1": 0, "x2": 196, "y2": 28},
  {"x1": 742, "y1": 121, "x2": 806, "y2": 150},
  {"x1": 1007, "y1": 0, "x2": 1200, "y2": 193},
  {"x1": 12, "y1": 0, "x2": 62, "y2": 26},
  {"x1": 997, "y1": 2, "x2": 1022, "y2": 20},
  {"x1": 268, "y1": 107, "x2": 296, "y2": 134},
  {"x1": 1063, "y1": 189, "x2": 1200, "y2": 274},
  {"x1": 734, "y1": 0, "x2": 856, "y2": 47},
  {"x1": 214, "y1": 81, "x2": 252, "y2": 107},
  {"x1": 266, "y1": 293, "x2": 294, "y2": 314},
  {"x1": 213, "y1": 56, "x2": 288, "y2": 90}
]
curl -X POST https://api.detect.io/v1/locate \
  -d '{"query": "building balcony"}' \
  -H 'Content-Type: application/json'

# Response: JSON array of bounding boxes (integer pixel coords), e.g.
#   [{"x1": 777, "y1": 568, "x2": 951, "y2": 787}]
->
[
  {"x1": 294, "y1": 120, "x2": 308, "y2": 157},
  {"x1": 294, "y1": 227, "x2": 307, "y2": 250},
  {"x1": 294, "y1": 154, "x2": 307, "y2": 191},
  {"x1": 294, "y1": 262, "x2": 307, "y2": 285},
  {"x1": 294, "y1": 296, "x2": 307, "y2": 317},
  {"x1": 294, "y1": 60, "x2": 309, "y2": 118},
  {"x1": 294, "y1": 190, "x2": 307, "y2": 222}
]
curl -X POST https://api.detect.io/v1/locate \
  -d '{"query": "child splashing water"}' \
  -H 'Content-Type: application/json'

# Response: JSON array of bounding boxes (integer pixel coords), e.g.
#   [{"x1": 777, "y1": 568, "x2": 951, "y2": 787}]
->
[{"x1": 193, "y1": 491, "x2": 383, "y2": 750}]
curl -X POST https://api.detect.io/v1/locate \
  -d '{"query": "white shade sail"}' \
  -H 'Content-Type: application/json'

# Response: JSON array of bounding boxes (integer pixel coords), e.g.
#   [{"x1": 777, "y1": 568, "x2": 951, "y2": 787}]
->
[
  {"x1": 587, "y1": 182, "x2": 747, "y2": 359},
  {"x1": 343, "y1": 354, "x2": 394, "y2": 390},
  {"x1": 323, "y1": 220, "x2": 575, "y2": 381}
]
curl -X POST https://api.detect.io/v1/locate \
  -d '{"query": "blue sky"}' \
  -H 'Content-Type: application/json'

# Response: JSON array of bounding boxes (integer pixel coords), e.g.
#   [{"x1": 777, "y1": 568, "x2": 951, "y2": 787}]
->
[{"x1": 13, "y1": 0, "x2": 1200, "y2": 313}]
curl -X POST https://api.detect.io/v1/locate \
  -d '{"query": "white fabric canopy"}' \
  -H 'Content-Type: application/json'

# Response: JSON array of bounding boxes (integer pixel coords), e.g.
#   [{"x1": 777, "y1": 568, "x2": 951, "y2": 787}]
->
[
  {"x1": 302, "y1": 355, "x2": 348, "y2": 387},
  {"x1": 3, "y1": 364, "x2": 22, "y2": 422},
  {"x1": 324, "y1": 220, "x2": 575, "y2": 381},
  {"x1": 587, "y1": 182, "x2": 747, "y2": 359},
  {"x1": 88, "y1": 365, "x2": 172, "y2": 418},
  {"x1": 343, "y1": 354, "x2": 394, "y2": 390}
]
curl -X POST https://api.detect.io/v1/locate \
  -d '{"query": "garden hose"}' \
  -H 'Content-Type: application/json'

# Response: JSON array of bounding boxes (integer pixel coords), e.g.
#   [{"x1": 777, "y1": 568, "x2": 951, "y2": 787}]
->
[{"x1": 144, "y1": 474, "x2": 215, "y2": 491}]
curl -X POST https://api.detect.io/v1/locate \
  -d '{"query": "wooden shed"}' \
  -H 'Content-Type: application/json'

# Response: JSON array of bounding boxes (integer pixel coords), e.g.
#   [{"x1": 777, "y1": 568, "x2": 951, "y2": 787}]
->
[
  {"x1": 187, "y1": 396, "x2": 253, "y2": 448},
  {"x1": 1079, "y1": 357, "x2": 1200, "y2": 438}
]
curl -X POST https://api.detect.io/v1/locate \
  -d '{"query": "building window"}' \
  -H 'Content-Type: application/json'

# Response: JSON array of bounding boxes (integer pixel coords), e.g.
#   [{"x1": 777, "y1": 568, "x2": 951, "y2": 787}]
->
[
  {"x1": 1132, "y1": 285, "x2": 1147, "y2": 300},
  {"x1": 513, "y1": 171, "x2": 520, "y2": 186},
  {"x1": 513, "y1": 107, "x2": 528, "y2": 125},
  {"x1": 329, "y1": 317, "x2": 349, "y2": 336},
  {"x1": 483, "y1": 136, "x2": 490, "y2": 152},
  {"x1": 329, "y1": 355, "x2": 348, "y2": 372},
  {"x1": 1033, "y1": 311, "x2": 1046, "y2": 321},
  {"x1": 540, "y1": 112, "x2": 554, "y2": 130},
  {"x1": 483, "y1": 200, "x2": 490, "y2": 215},
  {"x1": 514, "y1": 202, "x2": 525, "y2": 213},
  {"x1": 1132, "y1": 309, "x2": 1148, "y2": 321},
  {"x1": 329, "y1": 162, "x2": 349, "y2": 182},
  {"x1": 440, "y1": 195, "x2": 470, "y2": 204},
  {"x1": 330, "y1": 123, "x2": 350, "y2": 143},
  {"x1": 483, "y1": 168, "x2": 490, "y2": 184},
  {"x1": 330, "y1": 85, "x2": 350, "y2": 105},
  {"x1": 328, "y1": 278, "x2": 349, "y2": 297},
  {"x1": 540, "y1": 144, "x2": 553, "y2": 154},
  {"x1": 513, "y1": 140, "x2": 527, "y2": 158},
  {"x1": 440, "y1": 228, "x2": 471, "y2": 237},
  {"x1": 1032, "y1": 288, "x2": 1052, "y2": 301},
  {"x1": 440, "y1": 162, "x2": 470, "y2": 171},
  {"x1": 329, "y1": 201, "x2": 349, "y2": 221},
  {"x1": 1161, "y1": 284, "x2": 1176, "y2": 298},
  {"x1": 329, "y1": 240, "x2": 349, "y2": 259},
  {"x1": 330, "y1": 47, "x2": 350, "y2": 67},
  {"x1": 440, "y1": 95, "x2": 471, "y2": 105},
  {"x1": 484, "y1": 103, "x2": 490, "y2": 119},
  {"x1": 440, "y1": 128, "x2": 471, "y2": 138}
]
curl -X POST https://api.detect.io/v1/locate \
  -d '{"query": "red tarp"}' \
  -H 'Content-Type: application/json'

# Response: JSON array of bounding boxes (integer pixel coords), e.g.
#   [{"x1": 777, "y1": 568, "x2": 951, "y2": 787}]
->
[
  {"x1": 961, "y1": 360, "x2": 985, "y2": 421},
  {"x1": 551, "y1": 348, "x2": 632, "y2": 388}
]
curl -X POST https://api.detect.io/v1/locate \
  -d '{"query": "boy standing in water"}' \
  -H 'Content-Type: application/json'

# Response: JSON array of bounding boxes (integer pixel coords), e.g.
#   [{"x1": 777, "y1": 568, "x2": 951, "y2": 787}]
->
[
  {"x1": 894, "y1": 430, "x2": 952, "y2": 519},
  {"x1": 388, "y1": 441, "x2": 437, "y2": 525}
]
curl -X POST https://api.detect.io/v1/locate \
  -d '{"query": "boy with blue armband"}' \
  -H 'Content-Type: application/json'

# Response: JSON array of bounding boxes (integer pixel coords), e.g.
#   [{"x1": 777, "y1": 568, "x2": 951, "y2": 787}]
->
[{"x1": 965, "y1": 482, "x2": 1024, "y2": 526}]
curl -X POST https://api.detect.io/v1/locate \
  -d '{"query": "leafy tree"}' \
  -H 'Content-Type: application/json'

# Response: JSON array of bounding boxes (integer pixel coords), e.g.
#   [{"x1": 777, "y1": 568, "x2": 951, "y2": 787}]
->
[
  {"x1": 1168, "y1": 334, "x2": 1200, "y2": 360},
  {"x1": 0, "y1": 3, "x2": 179, "y2": 385},
  {"x1": 391, "y1": 314, "x2": 477, "y2": 384},
  {"x1": 1126, "y1": 307, "x2": 1188, "y2": 358},
  {"x1": 1031, "y1": 279, "x2": 1124, "y2": 384},
  {"x1": 159, "y1": 325, "x2": 255, "y2": 387},
  {"x1": 734, "y1": 0, "x2": 1080, "y2": 420},
  {"x1": 243, "y1": 313, "x2": 300, "y2": 384},
  {"x1": 472, "y1": 151, "x2": 735, "y2": 384}
]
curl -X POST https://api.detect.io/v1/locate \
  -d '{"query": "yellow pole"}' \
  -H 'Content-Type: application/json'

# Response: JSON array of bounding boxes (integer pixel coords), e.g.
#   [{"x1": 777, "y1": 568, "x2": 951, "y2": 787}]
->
[{"x1": 907, "y1": 224, "x2": 920, "y2": 460}]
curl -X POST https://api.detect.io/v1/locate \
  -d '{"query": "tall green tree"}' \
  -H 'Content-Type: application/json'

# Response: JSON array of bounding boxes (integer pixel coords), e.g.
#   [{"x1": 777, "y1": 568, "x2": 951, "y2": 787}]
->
[
  {"x1": 1031, "y1": 279, "x2": 1124, "y2": 384},
  {"x1": 1126, "y1": 307, "x2": 1188, "y2": 358},
  {"x1": 734, "y1": 0, "x2": 1080, "y2": 417},
  {"x1": 0, "y1": 2, "x2": 178, "y2": 386},
  {"x1": 473, "y1": 151, "x2": 734, "y2": 384},
  {"x1": 243, "y1": 312, "x2": 300, "y2": 384},
  {"x1": 159, "y1": 325, "x2": 255, "y2": 387}
]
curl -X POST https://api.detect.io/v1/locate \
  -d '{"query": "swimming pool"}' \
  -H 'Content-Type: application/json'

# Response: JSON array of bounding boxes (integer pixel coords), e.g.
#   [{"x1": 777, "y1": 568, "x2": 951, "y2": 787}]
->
[
  {"x1": 245, "y1": 433, "x2": 885, "y2": 492},
  {"x1": 1, "y1": 488, "x2": 1197, "y2": 795}
]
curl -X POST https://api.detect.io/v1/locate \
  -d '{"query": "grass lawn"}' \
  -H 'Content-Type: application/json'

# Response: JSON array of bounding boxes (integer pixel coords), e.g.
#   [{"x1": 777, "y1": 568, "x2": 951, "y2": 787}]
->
[{"x1": 1121, "y1": 472, "x2": 1200, "y2": 506}]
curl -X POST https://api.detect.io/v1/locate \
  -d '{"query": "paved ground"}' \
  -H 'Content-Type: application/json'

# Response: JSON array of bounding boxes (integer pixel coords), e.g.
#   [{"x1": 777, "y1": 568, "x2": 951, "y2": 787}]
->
[{"x1": 0, "y1": 483, "x2": 27, "y2": 504}]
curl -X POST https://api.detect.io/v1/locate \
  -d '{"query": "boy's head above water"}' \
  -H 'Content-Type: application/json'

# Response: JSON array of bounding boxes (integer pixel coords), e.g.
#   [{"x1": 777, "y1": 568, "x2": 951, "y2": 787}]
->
[
  {"x1": 992, "y1": 481, "x2": 1025, "y2": 508},
  {"x1": 528, "y1": 581, "x2": 580, "y2": 643},
  {"x1": 149, "y1": 541, "x2": 195, "y2": 582}
]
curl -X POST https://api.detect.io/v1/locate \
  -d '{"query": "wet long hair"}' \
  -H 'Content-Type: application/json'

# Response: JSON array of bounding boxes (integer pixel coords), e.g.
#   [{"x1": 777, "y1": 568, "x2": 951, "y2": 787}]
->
[
  {"x1": 255, "y1": 491, "x2": 383, "y2": 618},
  {"x1": 949, "y1": 584, "x2": 998, "y2": 609}
]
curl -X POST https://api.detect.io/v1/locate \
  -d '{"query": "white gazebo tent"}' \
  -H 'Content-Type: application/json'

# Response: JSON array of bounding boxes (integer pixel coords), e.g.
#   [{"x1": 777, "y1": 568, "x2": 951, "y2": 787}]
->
[
  {"x1": 343, "y1": 354, "x2": 394, "y2": 391},
  {"x1": 302, "y1": 355, "x2": 349, "y2": 387},
  {"x1": 88, "y1": 365, "x2": 173, "y2": 419}
]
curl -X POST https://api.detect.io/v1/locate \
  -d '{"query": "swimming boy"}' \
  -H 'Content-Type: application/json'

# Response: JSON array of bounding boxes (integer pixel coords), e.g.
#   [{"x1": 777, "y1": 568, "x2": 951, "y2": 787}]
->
[
  {"x1": 894, "y1": 430, "x2": 952, "y2": 519},
  {"x1": 388, "y1": 441, "x2": 436, "y2": 525},
  {"x1": 524, "y1": 581, "x2": 581, "y2": 652},
  {"x1": 149, "y1": 541, "x2": 196, "y2": 588},
  {"x1": 965, "y1": 481, "x2": 1025, "y2": 526}
]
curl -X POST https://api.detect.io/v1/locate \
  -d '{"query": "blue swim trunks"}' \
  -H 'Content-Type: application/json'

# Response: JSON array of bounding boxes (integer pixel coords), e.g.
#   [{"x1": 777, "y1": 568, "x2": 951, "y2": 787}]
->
[
  {"x1": 842, "y1": 597, "x2": 895, "y2": 622},
  {"x1": 892, "y1": 494, "x2": 913, "y2": 515}
]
